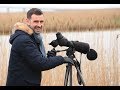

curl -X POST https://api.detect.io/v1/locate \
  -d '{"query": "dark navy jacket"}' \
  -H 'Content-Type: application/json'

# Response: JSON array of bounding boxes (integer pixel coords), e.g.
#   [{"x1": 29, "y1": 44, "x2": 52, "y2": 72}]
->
[{"x1": 6, "y1": 28, "x2": 65, "y2": 86}]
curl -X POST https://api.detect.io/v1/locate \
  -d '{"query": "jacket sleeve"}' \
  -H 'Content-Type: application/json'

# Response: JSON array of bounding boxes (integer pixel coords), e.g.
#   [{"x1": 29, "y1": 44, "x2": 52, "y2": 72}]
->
[{"x1": 15, "y1": 35, "x2": 65, "y2": 71}]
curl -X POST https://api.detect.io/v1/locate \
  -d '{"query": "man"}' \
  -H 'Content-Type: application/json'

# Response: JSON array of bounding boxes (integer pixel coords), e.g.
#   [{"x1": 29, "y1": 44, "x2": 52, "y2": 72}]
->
[{"x1": 6, "y1": 8, "x2": 74, "y2": 86}]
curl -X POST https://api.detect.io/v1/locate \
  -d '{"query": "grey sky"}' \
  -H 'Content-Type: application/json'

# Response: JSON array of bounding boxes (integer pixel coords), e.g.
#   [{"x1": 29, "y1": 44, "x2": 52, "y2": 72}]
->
[{"x1": 0, "y1": 4, "x2": 120, "y2": 12}]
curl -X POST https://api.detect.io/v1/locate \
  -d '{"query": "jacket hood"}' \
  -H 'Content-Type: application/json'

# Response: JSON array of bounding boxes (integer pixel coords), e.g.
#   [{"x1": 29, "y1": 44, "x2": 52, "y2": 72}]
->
[
  {"x1": 12, "y1": 22, "x2": 33, "y2": 35},
  {"x1": 9, "y1": 22, "x2": 34, "y2": 44}
]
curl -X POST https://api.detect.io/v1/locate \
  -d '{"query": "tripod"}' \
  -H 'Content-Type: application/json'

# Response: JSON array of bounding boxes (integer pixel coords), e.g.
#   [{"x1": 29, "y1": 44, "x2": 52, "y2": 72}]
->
[
  {"x1": 52, "y1": 47, "x2": 85, "y2": 86},
  {"x1": 64, "y1": 53, "x2": 85, "y2": 86}
]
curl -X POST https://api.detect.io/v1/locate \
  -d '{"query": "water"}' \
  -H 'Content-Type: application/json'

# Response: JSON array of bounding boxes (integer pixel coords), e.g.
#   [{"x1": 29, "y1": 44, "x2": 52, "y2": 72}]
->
[{"x1": 0, "y1": 30, "x2": 120, "y2": 86}]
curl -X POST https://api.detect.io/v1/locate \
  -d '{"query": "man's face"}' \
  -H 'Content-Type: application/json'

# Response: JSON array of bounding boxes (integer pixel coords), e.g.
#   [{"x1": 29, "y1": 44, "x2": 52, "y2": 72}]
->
[{"x1": 27, "y1": 14, "x2": 44, "y2": 34}]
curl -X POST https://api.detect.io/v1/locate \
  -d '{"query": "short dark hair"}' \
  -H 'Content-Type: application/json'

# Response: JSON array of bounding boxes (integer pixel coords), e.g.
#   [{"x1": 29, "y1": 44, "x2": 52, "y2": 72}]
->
[{"x1": 27, "y1": 8, "x2": 43, "y2": 19}]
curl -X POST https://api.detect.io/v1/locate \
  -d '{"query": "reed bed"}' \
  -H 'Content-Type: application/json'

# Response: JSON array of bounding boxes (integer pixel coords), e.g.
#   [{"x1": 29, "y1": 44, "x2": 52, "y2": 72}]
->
[{"x1": 0, "y1": 8, "x2": 120, "y2": 34}]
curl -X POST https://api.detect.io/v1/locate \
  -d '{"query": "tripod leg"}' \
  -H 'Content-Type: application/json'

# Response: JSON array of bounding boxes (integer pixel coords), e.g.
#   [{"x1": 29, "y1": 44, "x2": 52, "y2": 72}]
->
[
  {"x1": 76, "y1": 66, "x2": 85, "y2": 86},
  {"x1": 64, "y1": 64, "x2": 70, "y2": 86},
  {"x1": 64, "y1": 64, "x2": 73, "y2": 86},
  {"x1": 69, "y1": 64, "x2": 72, "y2": 86}
]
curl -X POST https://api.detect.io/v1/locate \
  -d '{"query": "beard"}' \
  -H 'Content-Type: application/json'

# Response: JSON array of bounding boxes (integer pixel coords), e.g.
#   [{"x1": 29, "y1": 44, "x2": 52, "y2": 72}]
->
[{"x1": 34, "y1": 26, "x2": 43, "y2": 34}]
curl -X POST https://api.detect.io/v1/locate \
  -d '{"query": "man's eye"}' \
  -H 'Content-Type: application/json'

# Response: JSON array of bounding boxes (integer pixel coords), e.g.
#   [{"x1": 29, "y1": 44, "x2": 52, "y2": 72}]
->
[
  {"x1": 34, "y1": 21, "x2": 39, "y2": 23},
  {"x1": 33, "y1": 21, "x2": 44, "y2": 23},
  {"x1": 40, "y1": 21, "x2": 44, "y2": 23}
]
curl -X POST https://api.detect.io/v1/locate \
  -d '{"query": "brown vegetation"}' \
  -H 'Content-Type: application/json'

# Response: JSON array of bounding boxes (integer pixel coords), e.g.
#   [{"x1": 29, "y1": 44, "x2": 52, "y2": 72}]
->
[{"x1": 0, "y1": 8, "x2": 120, "y2": 34}]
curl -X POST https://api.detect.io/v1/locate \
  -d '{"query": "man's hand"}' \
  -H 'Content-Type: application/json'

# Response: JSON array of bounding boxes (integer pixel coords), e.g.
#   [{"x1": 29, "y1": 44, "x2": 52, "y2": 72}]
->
[
  {"x1": 63, "y1": 57, "x2": 75, "y2": 65},
  {"x1": 47, "y1": 49, "x2": 56, "y2": 57}
]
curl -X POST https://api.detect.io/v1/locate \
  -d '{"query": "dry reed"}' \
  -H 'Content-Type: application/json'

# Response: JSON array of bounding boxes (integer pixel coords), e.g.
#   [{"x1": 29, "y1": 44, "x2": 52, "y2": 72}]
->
[{"x1": 0, "y1": 8, "x2": 120, "y2": 34}]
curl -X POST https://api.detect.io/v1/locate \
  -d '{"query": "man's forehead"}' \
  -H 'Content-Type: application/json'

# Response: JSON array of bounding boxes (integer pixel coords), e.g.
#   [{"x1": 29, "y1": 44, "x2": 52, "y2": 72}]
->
[{"x1": 31, "y1": 14, "x2": 44, "y2": 19}]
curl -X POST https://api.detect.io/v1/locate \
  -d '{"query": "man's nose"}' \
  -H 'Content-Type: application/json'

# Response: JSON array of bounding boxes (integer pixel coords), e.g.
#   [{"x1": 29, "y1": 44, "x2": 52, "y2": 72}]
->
[{"x1": 37, "y1": 23, "x2": 42, "y2": 27}]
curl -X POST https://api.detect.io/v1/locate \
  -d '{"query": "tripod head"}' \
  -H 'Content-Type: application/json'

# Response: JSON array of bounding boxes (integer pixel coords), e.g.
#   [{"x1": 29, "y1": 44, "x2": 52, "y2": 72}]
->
[{"x1": 50, "y1": 46, "x2": 75, "y2": 60}]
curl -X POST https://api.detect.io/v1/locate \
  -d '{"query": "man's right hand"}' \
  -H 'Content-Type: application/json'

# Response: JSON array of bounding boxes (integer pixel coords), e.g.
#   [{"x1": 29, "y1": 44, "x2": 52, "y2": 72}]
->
[{"x1": 63, "y1": 57, "x2": 75, "y2": 65}]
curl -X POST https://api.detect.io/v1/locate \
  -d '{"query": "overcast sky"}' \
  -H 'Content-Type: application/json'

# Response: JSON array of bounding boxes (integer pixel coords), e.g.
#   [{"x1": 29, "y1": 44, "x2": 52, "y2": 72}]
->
[{"x1": 0, "y1": 4, "x2": 120, "y2": 12}]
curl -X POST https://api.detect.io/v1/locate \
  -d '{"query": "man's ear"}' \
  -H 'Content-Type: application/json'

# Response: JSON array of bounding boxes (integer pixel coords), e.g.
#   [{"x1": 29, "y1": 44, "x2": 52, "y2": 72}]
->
[{"x1": 24, "y1": 18, "x2": 30, "y2": 25}]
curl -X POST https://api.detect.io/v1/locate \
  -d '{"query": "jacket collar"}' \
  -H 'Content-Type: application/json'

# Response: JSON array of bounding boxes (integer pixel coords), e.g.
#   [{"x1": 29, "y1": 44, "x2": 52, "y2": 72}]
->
[{"x1": 12, "y1": 22, "x2": 33, "y2": 35}]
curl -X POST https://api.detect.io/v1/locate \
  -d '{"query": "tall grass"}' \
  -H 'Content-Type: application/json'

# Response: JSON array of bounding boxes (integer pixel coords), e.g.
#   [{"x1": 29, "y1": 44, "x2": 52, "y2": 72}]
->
[{"x1": 0, "y1": 8, "x2": 120, "y2": 34}]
